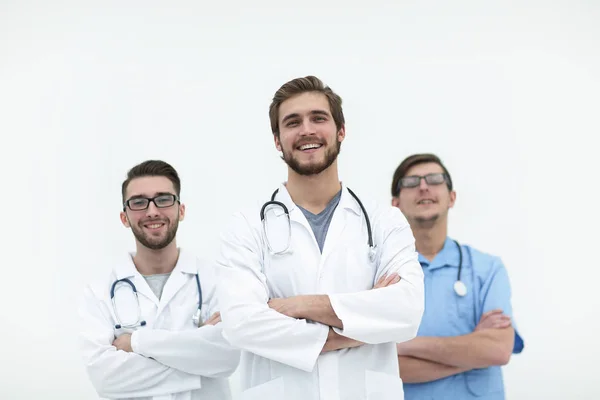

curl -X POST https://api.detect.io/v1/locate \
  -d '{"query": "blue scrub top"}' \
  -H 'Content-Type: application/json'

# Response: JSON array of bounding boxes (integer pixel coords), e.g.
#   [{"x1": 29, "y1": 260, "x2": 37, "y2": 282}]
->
[{"x1": 403, "y1": 237, "x2": 524, "y2": 400}]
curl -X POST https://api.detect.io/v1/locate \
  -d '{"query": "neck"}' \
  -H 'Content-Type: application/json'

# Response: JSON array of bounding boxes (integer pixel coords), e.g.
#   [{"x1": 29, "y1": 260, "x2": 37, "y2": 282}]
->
[
  {"x1": 412, "y1": 220, "x2": 448, "y2": 261},
  {"x1": 133, "y1": 241, "x2": 180, "y2": 275},
  {"x1": 286, "y1": 162, "x2": 341, "y2": 214}
]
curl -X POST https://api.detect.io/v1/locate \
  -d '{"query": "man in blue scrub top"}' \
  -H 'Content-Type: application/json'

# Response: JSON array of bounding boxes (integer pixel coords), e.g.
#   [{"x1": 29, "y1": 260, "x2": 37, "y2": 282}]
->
[{"x1": 390, "y1": 153, "x2": 524, "y2": 400}]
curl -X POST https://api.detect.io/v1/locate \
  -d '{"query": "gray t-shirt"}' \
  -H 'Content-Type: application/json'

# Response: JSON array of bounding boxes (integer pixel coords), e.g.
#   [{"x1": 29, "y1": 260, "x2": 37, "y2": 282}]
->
[
  {"x1": 143, "y1": 272, "x2": 171, "y2": 300},
  {"x1": 297, "y1": 190, "x2": 342, "y2": 253}
]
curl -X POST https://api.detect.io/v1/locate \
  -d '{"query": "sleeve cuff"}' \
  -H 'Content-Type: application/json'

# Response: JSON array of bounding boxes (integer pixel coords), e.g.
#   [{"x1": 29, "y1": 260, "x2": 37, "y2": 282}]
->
[
  {"x1": 305, "y1": 322, "x2": 329, "y2": 370},
  {"x1": 130, "y1": 330, "x2": 142, "y2": 354},
  {"x1": 329, "y1": 294, "x2": 354, "y2": 337}
]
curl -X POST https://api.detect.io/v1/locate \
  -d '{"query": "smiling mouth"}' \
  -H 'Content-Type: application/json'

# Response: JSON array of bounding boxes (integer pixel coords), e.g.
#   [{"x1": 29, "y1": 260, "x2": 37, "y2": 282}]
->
[
  {"x1": 417, "y1": 199, "x2": 436, "y2": 205},
  {"x1": 144, "y1": 222, "x2": 165, "y2": 230},
  {"x1": 297, "y1": 143, "x2": 323, "y2": 151}
]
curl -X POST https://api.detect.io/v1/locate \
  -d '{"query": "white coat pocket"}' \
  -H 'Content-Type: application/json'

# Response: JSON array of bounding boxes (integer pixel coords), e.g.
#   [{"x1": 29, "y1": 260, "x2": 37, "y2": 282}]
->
[
  {"x1": 365, "y1": 370, "x2": 404, "y2": 400},
  {"x1": 240, "y1": 377, "x2": 285, "y2": 400}
]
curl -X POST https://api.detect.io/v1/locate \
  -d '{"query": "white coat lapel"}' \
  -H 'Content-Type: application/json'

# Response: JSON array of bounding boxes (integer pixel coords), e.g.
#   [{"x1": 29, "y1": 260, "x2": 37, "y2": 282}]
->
[
  {"x1": 274, "y1": 184, "x2": 316, "y2": 247},
  {"x1": 155, "y1": 249, "x2": 198, "y2": 317},
  {"x1": 321, "y1": 185, "x2": 361, "y2": 261},
  {"x1": 114, "y1": 253, "x2": 159, "y2": 308}
]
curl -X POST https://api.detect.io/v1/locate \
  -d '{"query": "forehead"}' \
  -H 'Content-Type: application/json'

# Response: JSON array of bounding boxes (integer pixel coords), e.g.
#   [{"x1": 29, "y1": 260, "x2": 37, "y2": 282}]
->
[
  {"x1": 405, "y1": 162, "x2": 444, "y2": 177},
  {"x1": 279, "y1": 92, "x2": 331, "y2": 122},
  {"x1": 125, "y1": 176, "x2": 175, "y2": 198}
]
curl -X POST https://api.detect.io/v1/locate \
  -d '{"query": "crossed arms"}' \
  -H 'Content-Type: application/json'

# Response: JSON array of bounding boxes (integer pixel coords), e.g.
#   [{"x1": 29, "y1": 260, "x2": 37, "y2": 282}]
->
[
  {"x1": 267, "y1": 274, "x2": 401, "y2": 353},
  {"x1": 79, "y1": 287, "x2": 240, "y2": 399},
  {"x1": 397, "y1": 309, "x2": 515, "y2": 383},
  {"x1": 216, "y1": 210, "x2": 425, "y2": 372}
]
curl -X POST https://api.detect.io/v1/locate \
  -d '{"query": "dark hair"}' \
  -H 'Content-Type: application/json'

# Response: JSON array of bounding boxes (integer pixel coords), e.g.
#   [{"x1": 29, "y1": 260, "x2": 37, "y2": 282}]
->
[
  {"x1": 121, "y1": 160, "x2": 181, "y2": 203},
  {"x1": 391, "y1": 153, "x2": 453, "y2": 197},
  {"x1": 269, "y1": 75, "x2": 345, "y2": 137}
]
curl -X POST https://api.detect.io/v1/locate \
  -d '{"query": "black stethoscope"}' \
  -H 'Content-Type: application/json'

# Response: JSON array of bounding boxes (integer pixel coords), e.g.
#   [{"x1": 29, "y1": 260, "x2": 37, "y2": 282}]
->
[
  {"x1": 110, "y1": 273, "x2": 203, "y2": 329},
  {"x1": 260, "y1": 187, "x2": 376, "y2": 262},
  {"x1": 452, "y1": 239, "x2": 468, "y2": 297}
]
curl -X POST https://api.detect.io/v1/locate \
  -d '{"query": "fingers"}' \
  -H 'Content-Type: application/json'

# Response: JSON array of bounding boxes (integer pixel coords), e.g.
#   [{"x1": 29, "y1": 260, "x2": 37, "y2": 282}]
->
[
  {"x1": 374, "y1": 274, "x2": 388, "y2": 288},
  {"x1": 267, "y1": 299, "x2": 281, "y2": 309},
  {"x1": 205, "y1": 311, "x2": 221, "y2": 326},
  {"x1": 373, "y1": 273, "x2": 401, "y2": 289},
  {"x1": 491, "y1": 315, "x2": 511, "y2": 328},
  {"x1": 475, "y1": 313, "x2": 512, "y2": 331},
  {"x1": 384, "y1": 273, "x2": 399, "y2": 286},
  {"x1": 480, "y1": 309, "x2": 503, "y2": 320}
]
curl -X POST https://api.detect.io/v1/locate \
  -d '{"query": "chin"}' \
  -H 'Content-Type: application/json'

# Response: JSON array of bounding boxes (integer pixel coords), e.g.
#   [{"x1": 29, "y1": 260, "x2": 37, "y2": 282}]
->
[{"x1": 414, "y1": 213, "x2": 440, "y2": 224}]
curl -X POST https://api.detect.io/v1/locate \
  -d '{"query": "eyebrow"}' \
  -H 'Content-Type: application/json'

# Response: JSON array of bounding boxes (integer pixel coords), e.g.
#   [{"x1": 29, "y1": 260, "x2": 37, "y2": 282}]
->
[
  {"x1": 281, "y1": 109, "x2": 330, "y2": 125},
  {"x1": 127, "y1": 191, "x2": 174, "y2": 200}
]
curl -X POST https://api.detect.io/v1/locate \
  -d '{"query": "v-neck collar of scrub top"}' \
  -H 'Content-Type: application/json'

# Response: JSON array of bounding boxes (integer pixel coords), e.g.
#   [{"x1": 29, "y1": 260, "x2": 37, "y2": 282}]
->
[{"x1": 418, "y1": 236, "x2": 471, "y2": 271}]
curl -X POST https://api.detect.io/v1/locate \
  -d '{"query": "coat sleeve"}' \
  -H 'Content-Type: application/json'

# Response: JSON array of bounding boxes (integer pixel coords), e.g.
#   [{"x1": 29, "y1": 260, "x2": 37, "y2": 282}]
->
[
  {"x1": 130, "y1": 277, "x2": 241, "y2": 377},
  {"x1": 78, "y1": 285, "x2": 202, "y2": 398},
  {"x1": 329, "y1": 206, "x2": 425, "y2": 344},
  {"x1": 215, "y1": 211, "x2": 329, "y2": 373}
]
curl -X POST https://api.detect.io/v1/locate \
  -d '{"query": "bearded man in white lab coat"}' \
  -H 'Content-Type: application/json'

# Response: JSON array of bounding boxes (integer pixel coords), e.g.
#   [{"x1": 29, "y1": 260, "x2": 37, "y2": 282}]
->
[
  {"x1": 78, "y1": 160, "x2": 240, "y2": 400},
  {"x1": 215, "y1": 76, "x2": 425, "y2": 400}
]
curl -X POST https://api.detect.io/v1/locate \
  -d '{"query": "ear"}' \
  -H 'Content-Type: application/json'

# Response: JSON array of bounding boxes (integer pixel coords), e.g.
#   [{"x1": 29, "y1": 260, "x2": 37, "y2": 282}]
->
[
  {"x1": 448, "y1": 191, "x2": 457, "y2": 209},
  {"x1": 120, "y1": 211, "x2": 131, "y2": 228},
  {"x1": 391, "y1": 197, "x2": 400, "y2": 208},
  {"x1": 274, "y1": 134, "x2": 282, "y2": 152},
  {"x1": 178, "y1": 203, "x2": 186, "y2": 221},
  {"x1": 337, "y1": 125, "x2": 346, "y2": 142}
]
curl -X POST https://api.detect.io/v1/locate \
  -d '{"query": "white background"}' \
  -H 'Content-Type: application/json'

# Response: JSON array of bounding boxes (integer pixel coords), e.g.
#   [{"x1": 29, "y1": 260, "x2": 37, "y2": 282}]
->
[{"x1": 1, "y1": 1, "x2": 598, "y2": 399}]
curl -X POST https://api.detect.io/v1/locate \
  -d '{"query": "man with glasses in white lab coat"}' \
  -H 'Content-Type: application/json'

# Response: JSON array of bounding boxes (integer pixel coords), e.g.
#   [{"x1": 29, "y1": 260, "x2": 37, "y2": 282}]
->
[
  {"x1": 78, "y1": 160, "x2": 240, "y2": 400},
  {"x1": 215, "y1": 76, "x2": 425, "y2": 400}
]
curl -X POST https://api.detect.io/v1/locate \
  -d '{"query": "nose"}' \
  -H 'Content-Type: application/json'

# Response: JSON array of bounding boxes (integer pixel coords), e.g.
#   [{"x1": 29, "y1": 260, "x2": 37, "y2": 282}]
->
[
  {"x1": 418, "y1": 178, "x2": 430, "y2": 191},
  {"x1": 299, "y1": 117, "x2": 317, "y2": 136},
  {"x1": 145, "y1": 201, "x2": 160, "y2": 217}
]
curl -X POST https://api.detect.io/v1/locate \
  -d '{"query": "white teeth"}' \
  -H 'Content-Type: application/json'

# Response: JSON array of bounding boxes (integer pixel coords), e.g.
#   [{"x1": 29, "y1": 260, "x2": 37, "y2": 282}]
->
[
  {"x1": 299, "y1": 143, "x2": 321, "y2": 150},
  {"x1": 147, "y1": 223, "x2": 163, "y2": 229},
  {"x1": 418, "y1": 200, "x2": 434, "y2": 204}
]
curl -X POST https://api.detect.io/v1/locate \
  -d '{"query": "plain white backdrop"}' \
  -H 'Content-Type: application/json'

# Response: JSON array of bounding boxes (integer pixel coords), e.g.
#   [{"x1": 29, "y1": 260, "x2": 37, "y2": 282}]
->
[{"x1": 1, "y1": 0, "x2": 598, "y2": 398}]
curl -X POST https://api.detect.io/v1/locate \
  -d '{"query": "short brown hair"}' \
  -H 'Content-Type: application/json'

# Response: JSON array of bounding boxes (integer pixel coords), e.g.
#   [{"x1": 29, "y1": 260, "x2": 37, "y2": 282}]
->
[
  {"x1": 391, "y1": 153, "x2": 453, "y2": 197},
  {"x1": 121, "y1": 160, "x2": 181, "y2": 203},
  {"x1": 268, "y1": 75, "x2": 345, "y2": 136}
]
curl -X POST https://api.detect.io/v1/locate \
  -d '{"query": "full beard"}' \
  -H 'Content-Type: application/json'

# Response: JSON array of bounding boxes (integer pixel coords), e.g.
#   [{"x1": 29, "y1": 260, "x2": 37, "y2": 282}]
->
[
  {"x1": 281, "y1": 140, "x2": 341, "y2": 176},
  {"x1": 132, "y1": 219, "x2": 178, "y2": 250}
]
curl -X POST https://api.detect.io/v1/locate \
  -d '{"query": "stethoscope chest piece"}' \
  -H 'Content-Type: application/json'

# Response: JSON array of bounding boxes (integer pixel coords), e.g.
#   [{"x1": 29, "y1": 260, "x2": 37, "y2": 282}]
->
[
  {"x1": 192, "y1": 308, "x2": 203, "y2": 327},
  {"x1": 192, "y1": 274, "x2": 203, "y2": 327},
  {"x1": 368, "y1": 245, "x2": 377, "y2": 263},
  {"x1": 454, "y1": 280, "x2": 467, "y2": 297}
]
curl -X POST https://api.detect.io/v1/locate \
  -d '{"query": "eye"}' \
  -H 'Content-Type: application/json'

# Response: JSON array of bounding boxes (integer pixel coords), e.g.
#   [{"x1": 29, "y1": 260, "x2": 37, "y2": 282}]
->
[{"x1": 286, "y1": 120, "x2": 299, "y2": 127}]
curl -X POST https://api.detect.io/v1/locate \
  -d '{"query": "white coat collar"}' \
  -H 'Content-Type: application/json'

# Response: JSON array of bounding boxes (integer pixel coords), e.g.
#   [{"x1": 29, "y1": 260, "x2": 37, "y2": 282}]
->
[
  {"x1": 272, "y1": 182, "x2": 362, "y2": 216},
  {"x1": 114, "y1": 247, "x2": 198, "y2": 280}
]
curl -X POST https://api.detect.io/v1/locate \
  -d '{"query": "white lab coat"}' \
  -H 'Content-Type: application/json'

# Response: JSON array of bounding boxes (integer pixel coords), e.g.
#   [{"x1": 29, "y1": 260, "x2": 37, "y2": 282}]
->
[
  {"x1": 78, "y1": 248, "x2": 240, "y2": 400},
  {"x1": 215, "y1": 184, "x2": 425, "y2": 400}
]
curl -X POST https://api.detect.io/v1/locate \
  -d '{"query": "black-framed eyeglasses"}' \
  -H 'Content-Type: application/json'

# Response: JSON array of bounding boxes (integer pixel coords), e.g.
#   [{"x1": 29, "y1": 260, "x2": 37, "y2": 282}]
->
[
  {"x1": 399, "y1": 173, "x2": 448, "y2": 189},
  {"x1": 124, "y1": 194, "x2": 179, "y2": 211}
]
